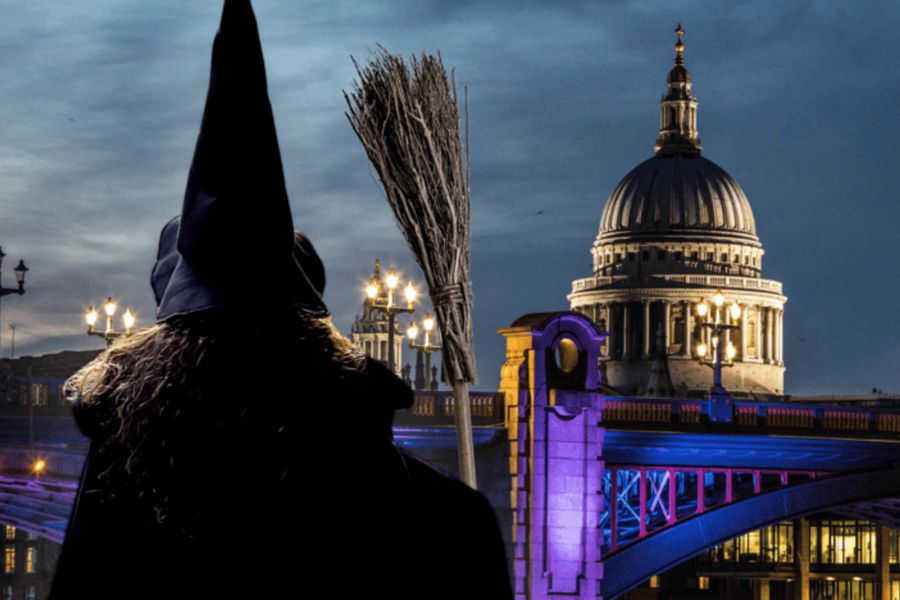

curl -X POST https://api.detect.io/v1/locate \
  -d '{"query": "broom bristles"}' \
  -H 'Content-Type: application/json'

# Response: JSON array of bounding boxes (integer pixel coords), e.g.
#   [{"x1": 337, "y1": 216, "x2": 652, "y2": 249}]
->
[{"x1": 345, "y1": 47, "x2": 476, "y2": 384}]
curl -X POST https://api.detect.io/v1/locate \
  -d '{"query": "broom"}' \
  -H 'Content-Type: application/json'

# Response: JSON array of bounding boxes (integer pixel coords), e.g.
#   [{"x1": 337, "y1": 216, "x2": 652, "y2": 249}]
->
[{"x1": 345, "y1": 47, "x2": 478, "y2": 489}]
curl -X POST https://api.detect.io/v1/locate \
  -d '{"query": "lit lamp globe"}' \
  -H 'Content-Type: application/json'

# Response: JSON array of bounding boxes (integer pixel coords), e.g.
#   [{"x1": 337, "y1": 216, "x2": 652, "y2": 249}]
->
[
  {"x1": 404, "y1": 283, "x2": 417, "y2": 308},
  {"x1": 713, "y1": 290, "x2": 725, "y2": 308},
  {"x1": 104, "y1": 297, "x2": 117, "y2": 318},
  {"x1": 85, "y1": 307, "x2": 99, "y2": 330},
  {"x1": 696, "y1": 301, "x2": 709, "y2": 318}
]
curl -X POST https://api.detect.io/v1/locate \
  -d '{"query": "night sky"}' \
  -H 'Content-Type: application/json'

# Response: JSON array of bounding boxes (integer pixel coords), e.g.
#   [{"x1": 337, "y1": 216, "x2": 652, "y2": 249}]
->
[{"x1": 0, "y1": 1, "x2": 897, "y2": 394}]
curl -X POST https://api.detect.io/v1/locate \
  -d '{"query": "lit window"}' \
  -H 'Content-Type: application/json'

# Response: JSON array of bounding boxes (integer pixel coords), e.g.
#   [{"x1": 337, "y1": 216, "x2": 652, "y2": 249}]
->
[
  {"x1": 698, "y1": 576, "x2": 710, "y2": 590},
  {"x1": 649, "y1": 575, "x2": 659, "y2": 589},
  {"x1": 25, "y1": 547, "x2": 36, "y2": 574},
  {"x1": 4, "y1": 546, "x2": 14, "y2": 574},
  {"x1": 3, "y1": 527, "x2": 14, "y2": 540},
  {"x1": 30, "y1": 384, "x2": 48, "y2": 407}
]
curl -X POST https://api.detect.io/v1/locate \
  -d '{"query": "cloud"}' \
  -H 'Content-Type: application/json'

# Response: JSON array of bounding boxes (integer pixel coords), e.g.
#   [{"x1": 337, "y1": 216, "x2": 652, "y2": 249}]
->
[{"x1": 0, "y1": 1, "x2": 897, "y2": 394}]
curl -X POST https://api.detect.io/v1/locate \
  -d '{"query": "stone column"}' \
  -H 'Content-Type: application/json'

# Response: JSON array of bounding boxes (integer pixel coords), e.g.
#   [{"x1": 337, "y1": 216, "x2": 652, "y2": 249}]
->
[
  {"x1": 663, "y1": 301, "x2": 671, "y2": 355},
  {"x1": 777, "y1": 309, "x2": 784, "y2": 365},
  {"x1": 740, "y1": 303, "x2": 749, "y2": 360},
  {"x1": 877, "y1": 525, "x2": 890, "y2": 600},
  {"x1": 765, "y1": 307, "x2": 774, "y2": 364},
  {"x1": 622, "y1": 303, "x2": 630, "y2": 360},
  {"x1": 794, "y1": 518, "x2": 810, "y2": 600},
  {"x1": 642, "y1": 300, "x2": 651, "y2": 358},
  {"x1": 597, "y1": 304, "x2": 607, "y2": 357},
  {"x1": 756, "y1": 306, "x2": 766, "y2": 362},
  {"x1": 683, "y1": 300, "x2": 693, "y2": 358}
]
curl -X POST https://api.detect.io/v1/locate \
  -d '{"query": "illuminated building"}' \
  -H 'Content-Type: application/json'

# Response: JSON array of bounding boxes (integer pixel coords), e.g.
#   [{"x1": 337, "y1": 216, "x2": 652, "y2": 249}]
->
[
  {"x1": 349, "y1": 259, "x2": 404, "y2": 376},
  {"x1": 568, "y1": 25, "x2": 786, "y2": 396},
  {"x1": 0, "y1": 525, "x2": 58, "y2": 600},
  {"x1": 624, "y1": 519, "x2": 900, "y2": 600}
]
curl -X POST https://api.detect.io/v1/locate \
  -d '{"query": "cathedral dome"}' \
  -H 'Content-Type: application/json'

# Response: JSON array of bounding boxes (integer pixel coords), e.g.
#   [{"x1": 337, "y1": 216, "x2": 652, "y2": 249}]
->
[
  {"x1": 597, "y1": 23, "x2": 758, "y2": 247},
  {"x1": 598, "y1": 154, "x2": 758, "y2": 245}
]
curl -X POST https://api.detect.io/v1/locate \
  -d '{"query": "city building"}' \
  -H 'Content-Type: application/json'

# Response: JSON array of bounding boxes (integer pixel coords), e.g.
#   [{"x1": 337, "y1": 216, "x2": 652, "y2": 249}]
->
[
  {"x1": 350, "y1": 259, "x2": 405, "y2": 377},
  {"x1": 568, "y1": 25, "x2": 786, "y2": 397},
  {"x1": 625, "y1": 517, "x2": 900, "y2": 600},
  {"x1": 0, "y1": 525, "x2": 59, "y2": 600},
  {"x1": 0, "y1": 350, "x2": 99, "y2": 416}
]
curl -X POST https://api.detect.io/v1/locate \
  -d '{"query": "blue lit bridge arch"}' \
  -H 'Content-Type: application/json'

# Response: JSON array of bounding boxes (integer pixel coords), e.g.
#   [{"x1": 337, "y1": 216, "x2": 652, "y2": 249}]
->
[{"x1": 497, "y1": 311, "x2": 900, "y2": 600}]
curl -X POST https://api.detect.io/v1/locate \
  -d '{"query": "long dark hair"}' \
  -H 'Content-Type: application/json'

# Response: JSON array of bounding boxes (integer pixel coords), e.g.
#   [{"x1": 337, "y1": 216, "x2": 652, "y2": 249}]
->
[{"x1": 66, "y1": 309, "x2": 364, "y2": 535}]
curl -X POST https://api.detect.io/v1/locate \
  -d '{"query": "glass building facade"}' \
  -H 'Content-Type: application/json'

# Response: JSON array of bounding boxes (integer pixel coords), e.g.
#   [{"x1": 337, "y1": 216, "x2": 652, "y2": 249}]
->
[{"x1": 625, "y1": 518, "x2": 900, "y2": 600}]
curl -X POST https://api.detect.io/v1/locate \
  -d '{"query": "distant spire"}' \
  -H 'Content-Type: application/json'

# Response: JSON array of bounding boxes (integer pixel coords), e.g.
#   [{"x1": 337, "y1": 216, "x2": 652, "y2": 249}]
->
[
  {"x1": 654, "y1": 23, "x2": 702, "y2": 156},
  {"x1": 373, "y1": 258, "x2": 382, "y2": 279},
  {"x1": 674, "y1": 23, "x2": 685, "y2": 67}
]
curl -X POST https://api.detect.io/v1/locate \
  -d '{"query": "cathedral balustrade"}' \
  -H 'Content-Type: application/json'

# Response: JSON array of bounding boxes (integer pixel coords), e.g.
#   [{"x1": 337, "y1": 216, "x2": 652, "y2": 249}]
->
[{"x1": 571, "y1": 274, "x2": 783, "y2": 295}]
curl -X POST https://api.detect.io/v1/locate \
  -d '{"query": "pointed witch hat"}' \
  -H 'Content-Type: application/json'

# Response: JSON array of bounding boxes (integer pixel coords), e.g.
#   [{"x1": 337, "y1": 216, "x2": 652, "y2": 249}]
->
[{"x1": 152, "y1": 0, "x2": 328, "y2": 321}]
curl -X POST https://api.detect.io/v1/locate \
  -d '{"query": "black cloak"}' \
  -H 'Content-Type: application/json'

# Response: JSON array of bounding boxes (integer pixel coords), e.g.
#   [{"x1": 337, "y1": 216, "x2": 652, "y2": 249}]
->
[{"x1": 49, "y1": 342, "x2": 513, "y2": 599}]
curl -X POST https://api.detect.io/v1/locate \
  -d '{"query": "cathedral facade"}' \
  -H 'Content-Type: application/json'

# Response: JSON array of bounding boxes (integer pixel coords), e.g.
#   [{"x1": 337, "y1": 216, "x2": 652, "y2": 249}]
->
[{"x1": 568, "y1": 26, "x2": 786, "y2": 396}]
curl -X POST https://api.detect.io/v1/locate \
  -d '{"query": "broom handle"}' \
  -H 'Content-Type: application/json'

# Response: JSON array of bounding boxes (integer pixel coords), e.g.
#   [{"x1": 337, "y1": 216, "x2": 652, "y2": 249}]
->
[{"x1": 453, "y1": 380, "x2": 478, "y2": 489}]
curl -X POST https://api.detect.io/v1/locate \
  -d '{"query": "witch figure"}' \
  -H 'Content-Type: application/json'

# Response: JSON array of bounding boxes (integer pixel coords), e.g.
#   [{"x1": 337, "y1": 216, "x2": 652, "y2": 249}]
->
[{"x1": 49, "y1": 1, "x2": 512, "y2": 598}]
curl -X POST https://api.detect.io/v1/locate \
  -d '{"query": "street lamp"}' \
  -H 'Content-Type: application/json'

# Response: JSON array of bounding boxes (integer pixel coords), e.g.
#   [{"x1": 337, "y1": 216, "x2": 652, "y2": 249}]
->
[
  {"x1": 407, "y1": 315, "x2": 441, "y2": 390},
  {"x1": 365, "y1": 265, "x2": 416, "y2": 374},
  {"x1": 0, "y1": 247, "x2": 28, "y2": 358},
  {"x1": 694, "y1": 289, "x2": 741, "y2": 395},
  {"x1": 85, "y1": 297, "x2": 136, "y2": 346}
]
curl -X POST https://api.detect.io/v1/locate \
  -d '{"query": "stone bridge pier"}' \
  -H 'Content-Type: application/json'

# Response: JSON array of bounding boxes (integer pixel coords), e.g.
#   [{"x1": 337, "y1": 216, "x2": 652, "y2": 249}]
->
[{"x1": 498, "y1": 312, "x2": 607, "y2": 599}]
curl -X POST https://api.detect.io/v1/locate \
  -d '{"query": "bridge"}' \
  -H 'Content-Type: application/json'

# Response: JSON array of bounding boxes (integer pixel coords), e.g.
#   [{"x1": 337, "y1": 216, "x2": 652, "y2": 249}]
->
[{"x1": 2, "y1": 312, "x2": 900, "y2": 599}]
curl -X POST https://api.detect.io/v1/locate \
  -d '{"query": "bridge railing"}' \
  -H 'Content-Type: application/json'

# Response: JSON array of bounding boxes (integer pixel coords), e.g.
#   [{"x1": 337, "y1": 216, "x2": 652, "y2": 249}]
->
[
  {"x1": 603, "y1": 396, "x2": 900, "y2": 437},
  {"x1": 393, "y1": 391, "x2": 506, "y2": 427}
]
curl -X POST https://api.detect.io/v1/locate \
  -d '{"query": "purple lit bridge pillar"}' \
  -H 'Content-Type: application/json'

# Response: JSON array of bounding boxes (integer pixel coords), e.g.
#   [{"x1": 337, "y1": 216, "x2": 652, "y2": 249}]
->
[{"x1": 498, "y1": 312, "x2": 607, "y2": 599}]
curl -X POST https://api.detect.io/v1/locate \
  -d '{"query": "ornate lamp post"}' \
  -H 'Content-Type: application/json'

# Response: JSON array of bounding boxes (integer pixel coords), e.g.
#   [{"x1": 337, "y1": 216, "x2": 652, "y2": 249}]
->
[
  {"x1": 0, "y1": 248, "x2": 29, "y2": 356},
  {"x1": 694, "y1": 289, "x2": 741, "y2": 396},
  {"x1": 365, "y1": 268, "x2": 416, "y2": 374},
  {"x1": 85, "y1": 297, "x2": 136, "y2": 346},
  {"x1": 407, "y1": 315, "x2": 441, "y2": 390}
]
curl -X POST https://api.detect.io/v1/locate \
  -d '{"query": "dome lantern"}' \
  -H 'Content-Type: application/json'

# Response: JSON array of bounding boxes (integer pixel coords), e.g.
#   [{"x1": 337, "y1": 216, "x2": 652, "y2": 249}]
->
[{"x1": 654, "y1": 24, "x2": 702, "y2": 157}]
